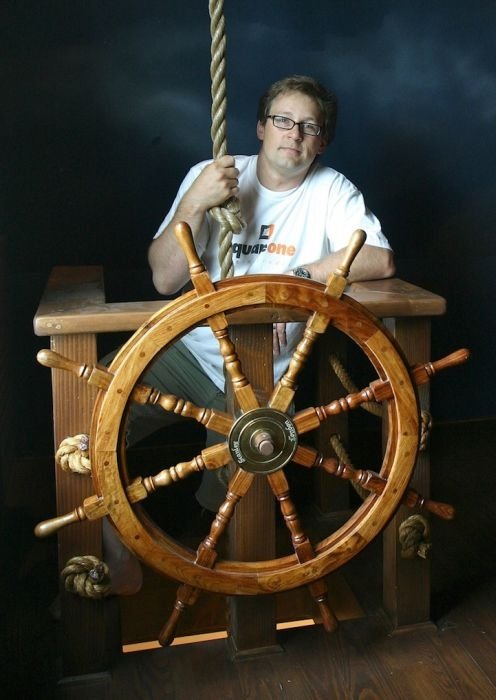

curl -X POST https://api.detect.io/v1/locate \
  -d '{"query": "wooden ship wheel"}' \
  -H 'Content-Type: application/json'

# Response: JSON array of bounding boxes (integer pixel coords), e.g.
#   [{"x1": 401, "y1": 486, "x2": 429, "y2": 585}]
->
[{"x1": 35, "y1": 222, "x2": 468, "y2": 645}]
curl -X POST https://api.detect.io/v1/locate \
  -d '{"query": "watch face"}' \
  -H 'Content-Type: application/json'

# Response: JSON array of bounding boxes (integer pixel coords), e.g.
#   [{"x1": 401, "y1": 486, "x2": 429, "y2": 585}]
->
[{"x1": 294, "y1": 267, "x2": 311, "y2": 279}]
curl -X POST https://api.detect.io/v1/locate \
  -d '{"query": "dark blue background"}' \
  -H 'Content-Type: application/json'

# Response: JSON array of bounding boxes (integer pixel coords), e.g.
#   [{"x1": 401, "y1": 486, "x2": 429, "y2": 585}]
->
[{"x1": 3, "y1": 0, "x2": 495, "y2": 429}]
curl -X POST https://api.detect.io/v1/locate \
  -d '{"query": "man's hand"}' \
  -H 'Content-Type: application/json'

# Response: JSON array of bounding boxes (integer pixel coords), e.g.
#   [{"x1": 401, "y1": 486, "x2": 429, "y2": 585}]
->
[
  {"x1": 149, "y1": 155, "x2": 240, "y2": 295},
  {"x1": 188, "y1": 154, "x2": 240, "y2": 212}
]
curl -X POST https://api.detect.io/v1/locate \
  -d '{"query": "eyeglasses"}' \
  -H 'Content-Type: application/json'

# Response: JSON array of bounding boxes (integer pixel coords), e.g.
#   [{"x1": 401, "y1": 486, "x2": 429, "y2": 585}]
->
[{"x1": 266, "y1": 114, "x2": 322, "y2": 137}]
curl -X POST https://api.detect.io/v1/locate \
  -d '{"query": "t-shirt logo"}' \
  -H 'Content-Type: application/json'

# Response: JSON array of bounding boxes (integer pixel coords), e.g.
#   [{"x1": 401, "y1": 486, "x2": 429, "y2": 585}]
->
[
  {"x1": 232, "y1": 223, "x2": 296, "y2": 260},
  {"x1": 259, "y1": 224, "x2": 275, "y2": 240}
]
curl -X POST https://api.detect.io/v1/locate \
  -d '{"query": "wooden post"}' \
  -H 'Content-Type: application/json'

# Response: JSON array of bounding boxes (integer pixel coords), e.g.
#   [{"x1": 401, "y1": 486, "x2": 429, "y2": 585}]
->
[
  {"x1": 382, "y1": 317, "x2": 432, "y2": 627},
  {"x1": 226, "y1": 323, "x2": 282, "y2": 658},
  {"x1": 51, "y1": 332, "x2": 120, "y2": 686}
]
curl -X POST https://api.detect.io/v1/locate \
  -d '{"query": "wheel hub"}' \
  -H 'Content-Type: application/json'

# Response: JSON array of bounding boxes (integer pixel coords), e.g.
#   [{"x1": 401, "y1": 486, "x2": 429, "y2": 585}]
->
[{"x1": 228, "y1": 407, "x2": 298, "y2": 474}]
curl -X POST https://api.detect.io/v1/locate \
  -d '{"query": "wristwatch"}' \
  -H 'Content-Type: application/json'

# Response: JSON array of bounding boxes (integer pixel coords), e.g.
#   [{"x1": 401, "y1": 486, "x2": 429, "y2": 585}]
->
[{"x1": 292, "y1": 267, "x2": 311, "y2": 279}]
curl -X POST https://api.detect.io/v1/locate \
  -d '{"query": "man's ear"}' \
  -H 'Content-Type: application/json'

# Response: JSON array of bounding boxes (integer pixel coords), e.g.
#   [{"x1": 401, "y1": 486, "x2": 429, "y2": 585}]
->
[
  {"x1": 316, "y1": 138, "x2": 328, "y2": 155},
  {"x1": 256, "y1": 120, "x2": 265, "y2": 141}
]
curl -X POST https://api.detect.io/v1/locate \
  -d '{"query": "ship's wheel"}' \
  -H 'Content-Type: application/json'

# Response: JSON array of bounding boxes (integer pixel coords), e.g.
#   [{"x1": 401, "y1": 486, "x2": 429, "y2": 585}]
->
[{"x1": 36, "y1": 223, "x2": 466, "y2": 644}]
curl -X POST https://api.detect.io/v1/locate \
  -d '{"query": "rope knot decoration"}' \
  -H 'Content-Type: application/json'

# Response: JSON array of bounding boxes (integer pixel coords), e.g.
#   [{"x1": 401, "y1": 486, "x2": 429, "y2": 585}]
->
[
  {"x1": 398, "y1": 514, "x2": 432, "y2": 559},
  {"x1": 209, "y1": 0, "x2": 245, "y2": 279},
  {"x1": 61, "y1": 555, "x2": 112, "y2": 599},
  {"x1": 55, "y1": 434, "x2": 91, "y2": 475}
]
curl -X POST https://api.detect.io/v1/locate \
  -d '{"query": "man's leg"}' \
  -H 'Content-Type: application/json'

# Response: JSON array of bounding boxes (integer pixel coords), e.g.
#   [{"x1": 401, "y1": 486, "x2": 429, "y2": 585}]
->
[
  {"x1": 100, "y1": 340, "x2": 226, "y2": 591},
  {"x1": 124, "y1": 341, "x2": 224, "y2": 444},
  {"x1": 107, "y1": 339, "x2": 228, "y2": 509},
  {"x1": 132, "y1": 343, "x2": 229, "y2": 512}
]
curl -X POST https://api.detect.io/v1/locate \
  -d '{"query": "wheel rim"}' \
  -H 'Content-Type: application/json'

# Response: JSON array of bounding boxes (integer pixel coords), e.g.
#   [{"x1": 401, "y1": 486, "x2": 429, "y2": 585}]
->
[{"x1": 91, "y1": 275, "x2": 419, "y2": 595}]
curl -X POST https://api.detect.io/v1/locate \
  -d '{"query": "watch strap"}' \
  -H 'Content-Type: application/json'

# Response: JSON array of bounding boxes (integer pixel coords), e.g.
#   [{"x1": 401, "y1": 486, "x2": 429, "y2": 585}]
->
[{"x1": 293, "y1": 267, "x2": 311, "y2": 279}]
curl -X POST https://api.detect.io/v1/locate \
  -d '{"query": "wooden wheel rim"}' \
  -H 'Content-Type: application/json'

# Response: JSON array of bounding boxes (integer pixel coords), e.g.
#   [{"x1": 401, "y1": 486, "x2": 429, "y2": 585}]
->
[{"x1": 91, "y1": 275, "x2": 419, "y2": 595}]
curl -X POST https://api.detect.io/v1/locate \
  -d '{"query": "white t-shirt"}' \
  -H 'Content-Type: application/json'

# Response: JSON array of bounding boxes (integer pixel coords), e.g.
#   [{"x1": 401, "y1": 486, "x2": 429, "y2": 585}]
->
[{"x1": 155, "y1": 155, "x2": 391, "y2": 390}]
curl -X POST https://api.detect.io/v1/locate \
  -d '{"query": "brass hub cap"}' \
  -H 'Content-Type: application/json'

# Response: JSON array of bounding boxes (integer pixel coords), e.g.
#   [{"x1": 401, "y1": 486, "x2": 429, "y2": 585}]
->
[{"x1": 228, "y1": 408, "x2": 298, "y2": 474}]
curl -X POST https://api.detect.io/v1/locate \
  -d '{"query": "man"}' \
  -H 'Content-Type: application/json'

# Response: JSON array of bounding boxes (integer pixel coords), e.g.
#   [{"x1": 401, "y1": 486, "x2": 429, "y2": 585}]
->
[
  {"x1": 139, "y1": 75, "x2": 394, "y2": 512},
  {"x1": 150, "y1": 75, "x2": 393, "y2": 293},
  {"x1": 103, "y1": 75, "x2": 395, "y2": 592}
]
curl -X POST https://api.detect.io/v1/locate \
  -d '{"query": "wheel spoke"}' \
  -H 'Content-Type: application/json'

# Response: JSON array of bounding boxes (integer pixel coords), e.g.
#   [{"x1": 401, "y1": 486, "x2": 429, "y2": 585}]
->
[
  {"x1": 175, "y1": 221, "x2": 259, "y2": 412},
  {"x1": 294, "y1": 444, "x2": 455, "y2": 520},
  {"x1": 266, "y1": 469, "x2": 313, "y2": 561},
  {"x1": 197, "y1": 467, "x2": 255, "y2": 559},
  {"x1": 267, "y1": 469, "x2": 338, "y2": 631},
  {"x1": 269, "y1": 323, "x2": 328, "y2": 412},
  {"x1": 159, "y1": 467, "x2": 254, "y2": 645},
  {"x1": 269, "y1": 230, "x2": 367, "y2": 414},
  {"x1": 131, "y1": 383, "x2": 233, "y2": 435},
  {"x1": 292, "y1": 348, "x2": 471, "y2": 437},
  {"x1": 209, "y1": 325, "x2": 260, "y2": 412},
  {"x1": 292, "y1": 383, "x2": 380, "y2": 436},
  {"x1": 323, "y1": 229, "x2": 366, "y2": 298},
  {"x1": 37, "y1": 349, "x2": 113, "y2": 389},
  {"x1": 36, "y1": 348, "x2": 235, "y2": 434},
  {"x1": 127, "y1": 441, "x2": 231, "y2": 496},
  {"x1": 34, "y1": 443, "x2": 232, "y2": 538}
]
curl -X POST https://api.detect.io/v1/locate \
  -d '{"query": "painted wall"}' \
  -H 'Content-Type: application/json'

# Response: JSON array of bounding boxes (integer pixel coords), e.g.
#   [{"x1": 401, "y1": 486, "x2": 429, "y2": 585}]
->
[{"x1": 4, "y1": 1, "x2": 495, "y2": 444}]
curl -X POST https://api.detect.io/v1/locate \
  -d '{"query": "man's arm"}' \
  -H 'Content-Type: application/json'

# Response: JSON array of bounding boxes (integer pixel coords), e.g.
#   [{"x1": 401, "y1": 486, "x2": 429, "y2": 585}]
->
[
  {"x1": 272, "y1": 244, "x2": 395, "y2": 356},
  {"x1": 302, "y1": 244, "x2": 395, "y2": 284},
  {"x1": 148, "y1": 155, "x2": 240, "y2": 295}
]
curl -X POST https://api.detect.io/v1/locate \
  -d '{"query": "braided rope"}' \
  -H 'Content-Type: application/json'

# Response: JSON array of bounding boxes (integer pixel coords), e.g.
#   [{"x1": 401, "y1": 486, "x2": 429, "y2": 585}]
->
[
  {"x1": 329, "y1": 354, "x2": 433, "y2": 451},
  {"x1": 208, "y1": 0, "x2": 244, "y2": 279},
  {"x1": 328, "y1": 354, "x2": 382, "y2": 417},
  {"x1": 419, "y1": 410, "x2": 433, "y2": 452},
  {"x1": 329, "y1": 434, "x2": 369, "y2": 501},
  {"x1": 60, "y1": 555, "x2": 111, "y2": 599},
  {"x1": 332, "y1": 432, "x2": 432, "y2": 559},
  {"x1": 398, "y1": 514, "x2": 431, "y2": 559},
  {"x1": 55, "y1": 434, "x2": 91, "y2": 475}
]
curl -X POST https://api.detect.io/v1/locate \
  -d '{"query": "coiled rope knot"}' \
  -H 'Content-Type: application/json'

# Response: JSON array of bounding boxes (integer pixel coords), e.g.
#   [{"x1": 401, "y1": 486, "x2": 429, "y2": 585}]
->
[
  {"x1": 210, "y1": 197, "x2": 245, "y2": 234},
  {"x1": 55, "y1": 434, "x2": 91, "y2": 475},
  {"x1": 210, "y1": 198, "x2": 246, "y2": 279},
  {"x1": 398, "y1": 514, "x2": 431, "y2": 559},
  {"x1": 61, "y1": 555, "x2": 111, "y2": 599}
]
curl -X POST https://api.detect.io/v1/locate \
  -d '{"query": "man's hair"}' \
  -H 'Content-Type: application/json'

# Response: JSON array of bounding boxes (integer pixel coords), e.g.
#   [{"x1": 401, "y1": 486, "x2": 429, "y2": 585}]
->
[{"x1": 257, "y1": 75, "x2": 338, "y2": 144}]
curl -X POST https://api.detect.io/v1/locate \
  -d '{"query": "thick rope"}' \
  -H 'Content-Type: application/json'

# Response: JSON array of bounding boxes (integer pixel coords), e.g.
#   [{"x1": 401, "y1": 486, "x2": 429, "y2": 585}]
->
[
  {"x1": 208, "y1": 0, "x2": 244, "y2": 279},
  {"x1": 419, "y1": 409, "x2": 433, "y2": 452},
  {"x1": 55, "y1": 434, "x2": 91, "y2": 475},
  {"x1": 398, "y1": 514, "x2": 431, "y2": 559},
  {"x1": 328, "y1": 354, "x2": 382, "y2": 417},
  {"x1": 60, "y1": 555, "x2": 111, "y2": 599},
  {"x1": 329, "y1": 434, "x2": 369, "y2": 501},
  {"x1": 328, "y1": 353, "x2": 433, "y2": 451},
  {"x1": 332, "y1": 432, "x2": 432, "y2": 558}
]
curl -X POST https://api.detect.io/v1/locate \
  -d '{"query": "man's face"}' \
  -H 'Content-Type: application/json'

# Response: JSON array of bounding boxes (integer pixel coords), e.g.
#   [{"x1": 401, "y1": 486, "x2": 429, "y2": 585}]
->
[{"x1": 257, "y1": 91, "x2": 327, "y2": 184}]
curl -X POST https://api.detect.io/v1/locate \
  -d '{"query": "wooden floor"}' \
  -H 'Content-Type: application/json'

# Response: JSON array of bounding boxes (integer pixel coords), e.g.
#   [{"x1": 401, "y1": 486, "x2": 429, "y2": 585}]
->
[
  {"x1": 4, "y1": 419, "x2": 496, "y2": 699},
  {"x1": 109, "y1": 578, "x2": 496, "y2": 700}
]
